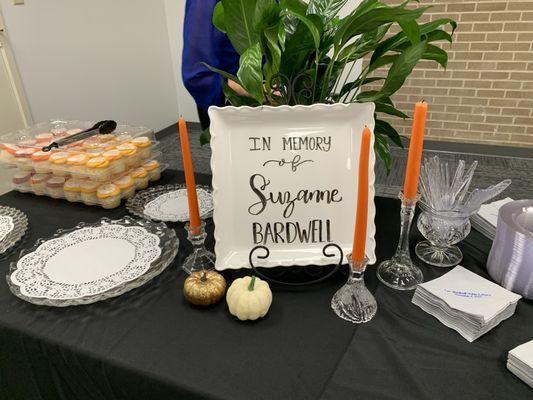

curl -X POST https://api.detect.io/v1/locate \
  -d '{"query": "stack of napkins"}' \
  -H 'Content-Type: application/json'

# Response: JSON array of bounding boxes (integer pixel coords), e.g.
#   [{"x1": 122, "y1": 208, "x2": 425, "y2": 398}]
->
[
  {"x1": 508, "y1": 340, "x2": 533, "y2": 388},
  {"x1": 471, "y1": 197, "x2": 513, "y2": 239},
  {"x1": 412, "y1": 266, "x2": 521, "y2": 342}
]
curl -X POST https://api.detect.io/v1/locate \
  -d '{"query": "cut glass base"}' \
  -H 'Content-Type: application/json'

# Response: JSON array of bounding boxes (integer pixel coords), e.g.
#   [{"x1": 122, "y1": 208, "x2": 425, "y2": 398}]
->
[
  {"x1": 377, "y1": 257, "x2": 423, "y2": 291},
  {"x1": 415, "y1": 241, "x2": 462, "y2": 268}
]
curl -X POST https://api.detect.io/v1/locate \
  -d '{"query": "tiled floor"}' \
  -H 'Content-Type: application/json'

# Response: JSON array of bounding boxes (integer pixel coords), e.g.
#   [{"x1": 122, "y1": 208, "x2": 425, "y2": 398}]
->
[{"x1": 159, "y1": 123, "x2": 533, "y2": 201}]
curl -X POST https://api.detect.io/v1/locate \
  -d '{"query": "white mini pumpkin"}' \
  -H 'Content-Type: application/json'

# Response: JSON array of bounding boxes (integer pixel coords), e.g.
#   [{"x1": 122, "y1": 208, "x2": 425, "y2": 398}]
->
[{"x1": 226, "y1": 276, "x2": 272, "y2": 321}]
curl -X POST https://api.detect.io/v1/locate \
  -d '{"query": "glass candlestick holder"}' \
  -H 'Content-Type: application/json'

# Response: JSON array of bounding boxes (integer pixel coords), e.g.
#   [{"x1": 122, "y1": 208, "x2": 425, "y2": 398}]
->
[
  {"x1": 183, "y1": 221, "x2": 215, "y2": 274},
  {"x1": 331, "y1": 255, "x2": 377, "y2": 324},
  {"x1": 377, "y1": 192, "x2": 423, "y2": 290}
]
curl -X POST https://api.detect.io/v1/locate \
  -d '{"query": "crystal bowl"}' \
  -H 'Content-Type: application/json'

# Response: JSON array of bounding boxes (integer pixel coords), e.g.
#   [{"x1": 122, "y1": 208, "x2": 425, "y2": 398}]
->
[{"x1": 415, "y1": 201, "x2": 477, "y2": 268}]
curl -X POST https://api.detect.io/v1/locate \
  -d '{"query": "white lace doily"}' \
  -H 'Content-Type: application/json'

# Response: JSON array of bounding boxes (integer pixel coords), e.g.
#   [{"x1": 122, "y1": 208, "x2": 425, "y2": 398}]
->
[
  {"x1": 143, "y1": 188, "x2": 213, "y2": 222},
  {"x1": 10, "y1": 224, "x2": 162, "y2": 300},
  {"x1": 0, "y1": 216, "x2": 14, "y2": 243}
]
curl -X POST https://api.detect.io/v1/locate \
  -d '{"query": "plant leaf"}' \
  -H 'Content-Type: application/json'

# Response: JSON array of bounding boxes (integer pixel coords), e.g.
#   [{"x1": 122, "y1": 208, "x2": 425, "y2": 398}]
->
[
  {"x1": 399, "y1": 19, "x2": 420, "y2": 44},
  {"x1": 280, "y1": 0, "x2": 308, "y2": 34},
  {"x1": 254, "y1": 0, "x2": 280, "y2": 31},
  {"x1": 308, "y1": 0, "x2": 349, "y2": 25},
  {"x1": 367, "y1": 54, "x2": 397, "y2": 73},
  {"x1": 375, "y1": 102, "x2": 409, "y2": 119},
  {"x1": 422, "y1": 44, "x2": 448, "y2": 68},
  {"x1": 334, "y1": 3, "x2": 428, "y2": 50},
  {"x1": 337, "y1": 24, "x2": 391, "y2": 62},
  {"x1": 286, "y1": 10, "x2": 322, "y2": 49},
  {"x1": 281, "y1": 0, "x2": 308, "y2": 14},
  {"x1": 424, "y1": 29, "x2": 453, "y2": 43},
  {"x1": 359, "y1": 41, "x2": 427, "y2": 101},
  {"x1": 237, "y1": 42, "x2": 265, "y2": 103},
  {"x1": 213, "y1": 2, "x2": 226, "y2": 33},
  {"x1": 222, "y1": 0, "x2": 259, "y2": 54},
  {"x1": 222, "y1": 79, "x2": 260, "y2": 106},
  {"x1": 200, "y1": 128, "x2": 211, "y2": 145},
  {"x1": 374, "y1": 132, "x2": 392, "y2": 172},
  {"x1": 280, "y1": 14, "x2": 322, "y2": 79},
  {"x1": 262, "y1": 23, "x2": 282, "y2": 82},
  {"x1": 201, "y1": 62, "x2": 241, "y2": 84},
  {"x1": 356, "y1": 90, "x2": 380, "y2": 102},
  {"x1": 338, "y1": 77, "x2": 384, "y2": 98},
  {"x1": 375, "y1": 118, "x2": 404, "y2": 147},
  {"x1": 370, "y1": 18, "x2": 456, "y2": 66}
]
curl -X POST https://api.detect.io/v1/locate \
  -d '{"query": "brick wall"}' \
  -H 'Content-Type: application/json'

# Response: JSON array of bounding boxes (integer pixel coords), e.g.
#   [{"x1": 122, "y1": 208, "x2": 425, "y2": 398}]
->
[{"x1": 367, "y1": 0, "x2": 533, "y2": 148}]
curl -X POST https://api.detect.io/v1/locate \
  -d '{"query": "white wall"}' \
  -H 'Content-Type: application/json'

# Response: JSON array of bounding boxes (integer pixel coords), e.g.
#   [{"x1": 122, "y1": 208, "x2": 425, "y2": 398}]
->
[
  {"x1": 0, "y1": 0, "x2": 363, "y2": 132},
  {"x1": 0, "y1": 0, "x2": 182, "y2": 132},
  {"x1": 164, "y1": 0, "x2": 198, "y2": 123}
]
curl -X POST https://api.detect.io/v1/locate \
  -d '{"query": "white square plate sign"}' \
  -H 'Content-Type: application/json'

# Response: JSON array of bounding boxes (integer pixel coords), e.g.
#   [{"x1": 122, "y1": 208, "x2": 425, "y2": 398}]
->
[{"x1": 209, "y1": 103, "x2": 376, "y2": 270}]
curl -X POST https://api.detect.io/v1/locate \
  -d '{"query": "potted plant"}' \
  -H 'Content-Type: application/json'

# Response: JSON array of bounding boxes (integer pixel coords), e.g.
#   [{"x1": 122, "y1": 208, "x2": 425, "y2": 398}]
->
[{"x1": 202, "y1": 0, "x2": 456, "y2": 169}]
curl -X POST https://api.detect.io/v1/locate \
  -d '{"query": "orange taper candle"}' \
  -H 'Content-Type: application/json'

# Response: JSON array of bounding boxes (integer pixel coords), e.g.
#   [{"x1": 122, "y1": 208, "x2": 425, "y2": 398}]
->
[
  {"x1": 403, "y1": 101, "x2": 428, "y2": 199},
  {"x1": 178, "y1": 116, "x2": 201, "y2": 231},
  {"x1": 352, "y1": 126, "x2": 371, "y2": 263}
]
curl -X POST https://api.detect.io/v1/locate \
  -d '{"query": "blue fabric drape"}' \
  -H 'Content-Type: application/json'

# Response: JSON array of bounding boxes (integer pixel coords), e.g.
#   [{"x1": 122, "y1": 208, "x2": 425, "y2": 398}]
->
[{"x1": 182, "y1": 0, "x2": 240, "y2": 111}]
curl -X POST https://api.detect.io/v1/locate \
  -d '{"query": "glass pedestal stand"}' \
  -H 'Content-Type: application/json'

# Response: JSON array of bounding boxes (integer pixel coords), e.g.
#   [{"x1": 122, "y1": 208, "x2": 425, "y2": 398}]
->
[
  {"x1": 183, "y1": 221, "x2": 215, "y2": 274},
  {"x1": 377, "y1": 192, "x2": 423, "y2": 290},
  {"x1": 331, "y1": 255, "x2": 377, "y2": 324}
]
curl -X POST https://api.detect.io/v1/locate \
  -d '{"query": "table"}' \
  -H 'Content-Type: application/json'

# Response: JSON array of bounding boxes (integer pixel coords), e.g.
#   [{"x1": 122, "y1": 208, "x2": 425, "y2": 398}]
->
[{"x1": 0, "y1": 170, "x2": 531, "y2": 400}]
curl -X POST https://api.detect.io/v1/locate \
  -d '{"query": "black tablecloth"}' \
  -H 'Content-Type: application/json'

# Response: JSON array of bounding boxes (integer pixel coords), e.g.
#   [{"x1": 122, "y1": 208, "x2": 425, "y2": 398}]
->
[{"x1": 0, "y1": 170, "x2": 531, "y2": 400}]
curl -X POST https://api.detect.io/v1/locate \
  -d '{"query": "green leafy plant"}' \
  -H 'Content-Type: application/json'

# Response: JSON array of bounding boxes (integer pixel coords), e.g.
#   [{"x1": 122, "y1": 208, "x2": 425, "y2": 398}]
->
[{"x1": 202, "y1": 0, "x2": 456, "y2": 169}]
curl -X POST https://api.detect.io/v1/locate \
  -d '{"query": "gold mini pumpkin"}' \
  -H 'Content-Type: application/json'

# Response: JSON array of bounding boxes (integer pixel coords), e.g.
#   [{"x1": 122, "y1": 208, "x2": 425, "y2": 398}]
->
[{"x1": 183, "y1": 270, "x2": 227, "y2": 306}]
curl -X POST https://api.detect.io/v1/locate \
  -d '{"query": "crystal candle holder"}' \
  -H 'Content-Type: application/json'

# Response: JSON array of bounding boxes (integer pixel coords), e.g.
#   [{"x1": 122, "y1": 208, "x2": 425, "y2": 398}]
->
[
  {"x1": 331, "y1": 254, "x2": 377, "y2": 324},
  {"x1": 183, "y1": 221, "x2": 215, "y2": 274},
  {"x1": 377, "y1": 192, "x2": 423, "y2": 290}
]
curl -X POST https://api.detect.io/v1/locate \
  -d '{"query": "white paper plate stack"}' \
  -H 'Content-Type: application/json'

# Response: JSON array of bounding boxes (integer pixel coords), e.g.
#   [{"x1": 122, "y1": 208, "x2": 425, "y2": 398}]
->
[
  {"x1": 471, "y1": 197, "x2": 513, "y2": 240},
  {"x1": 508, "y1": 340, "x2": 533, "y2": 388},
  {"x1": 412, "y1": 266, "x2": 521, "y2": 342}
]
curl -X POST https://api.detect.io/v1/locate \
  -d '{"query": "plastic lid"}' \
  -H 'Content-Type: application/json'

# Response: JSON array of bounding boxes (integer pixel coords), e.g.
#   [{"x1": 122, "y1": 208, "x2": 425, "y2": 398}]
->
[
  {"x1": 86, "y1": 156, "x2": 110, "y2": 169},
  {"x1": 79, "y1": 180, "x2": 100, "y2": 193},
  {"x1": 132, "y1": 136, "x2": 151, "y2": 148},
  {"x1": 51, "y1": 128, "x2": 67, "y2": 135},
  {"x1": 97, "y1": 183, "x2": 120, "y2": 199},
  {"x1": 18, "y1": 139, "x2": 37, "y2": 146},
  {"x1": 47, "y1": 176, "x2": 66, "y2": 188},
  {"x1": 83, "y1": 141, "x2": 103, "y2": 150},
  {"x1": 98, "y1": 134, "x2": 115, "y2": 143},
  {"x1": 31, "y1": 151, "x2": 51, "y2": 161},
  {"x1": 131, "y1": 167, "x2": 148, "y2": 178},
  {"x1": 15, "y1": 148, "x2": 37, "y2": 158},
  {"x1": 3, "y1": 144, "x2": 20, "y2": 154},
  {"x1": 116, "y1": 143, "x2": 137, "y2": 156},
  {"x1": 35, "y1": 133, "x2": 54, "y2": 143},
  {"x1": 113, "y1": 175, "x2": 134, "y2": 189},
  {"x1": 50, "y1": 152, "x2": 70, "y2": 164},
  {"x1": 67, "y1": 154, "x2": 89, "y2": 165},
  {"x1": 143, "y1": 160, "x2": 160, "y2": 171},
  {"x1": 103, "y1": 149, "x2": 122, "y2": 160},
  {"x1": 12, "y1": 171, "x2": 31, "y2": 183},
  {"x1": 30, "y1": 174, "x2": 50, "y2": 184},
  {"x1": 64, "y1": 178, "x2": 83, "y2": 191}
]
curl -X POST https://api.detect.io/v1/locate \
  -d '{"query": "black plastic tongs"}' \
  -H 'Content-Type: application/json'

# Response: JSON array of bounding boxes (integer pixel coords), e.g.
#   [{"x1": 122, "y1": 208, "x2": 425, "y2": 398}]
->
[{"x1": 41, "y1": 120, "x2": 117, "y2": 152}]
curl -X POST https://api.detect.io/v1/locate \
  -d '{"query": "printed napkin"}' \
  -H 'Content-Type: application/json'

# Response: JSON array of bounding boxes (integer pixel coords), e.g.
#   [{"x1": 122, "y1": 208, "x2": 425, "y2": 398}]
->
[
  {"x1": 508, "y1": 340, "x2": 533, "y2": 388},
  {"x1": 472, "y1": 197, "x2": 514, "y2": 239},
  {"x1": 412, "y1": 266, "x2": 521, "y2": 342}
]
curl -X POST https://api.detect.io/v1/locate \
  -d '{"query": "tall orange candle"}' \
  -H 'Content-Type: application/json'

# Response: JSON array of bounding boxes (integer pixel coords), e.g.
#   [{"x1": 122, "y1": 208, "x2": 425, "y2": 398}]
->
[
  {"x1": 178, "y1": 116, "x2": 201, "y2": 232},
  {"x1": 352, "y1": 126, "x2": 371, "y2": 263},
  {"x1": 403, "y1": 101, "x2": 428, "y2": 199}
]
